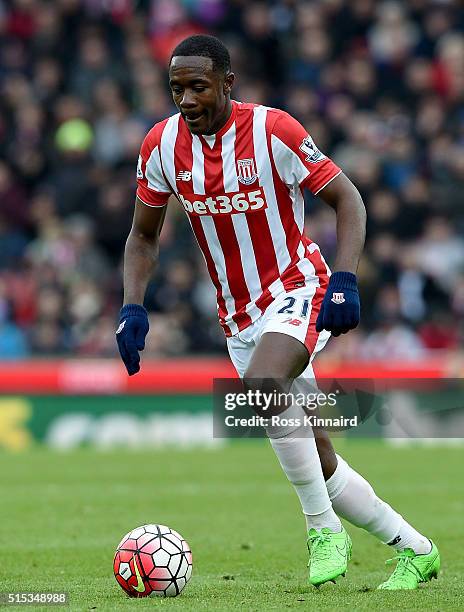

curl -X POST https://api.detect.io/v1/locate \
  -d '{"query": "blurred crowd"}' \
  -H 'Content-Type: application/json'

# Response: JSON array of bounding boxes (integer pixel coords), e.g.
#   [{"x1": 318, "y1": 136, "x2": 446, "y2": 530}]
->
[{"x1": 0, "y1": 0, "x2": 463, "y2": 361}]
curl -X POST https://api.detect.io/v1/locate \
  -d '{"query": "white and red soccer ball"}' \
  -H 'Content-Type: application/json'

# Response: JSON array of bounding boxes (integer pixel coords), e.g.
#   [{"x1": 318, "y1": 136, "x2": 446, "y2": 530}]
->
[{"x1": 113, "y1": 524, "x2": 192, "y2": 597}]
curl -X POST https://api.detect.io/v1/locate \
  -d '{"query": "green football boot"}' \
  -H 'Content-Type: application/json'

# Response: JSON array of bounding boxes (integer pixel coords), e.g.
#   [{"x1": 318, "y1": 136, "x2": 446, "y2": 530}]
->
[
  {"x1": 307, "y1": 526, "x2": 352, "y2": 587},
  {"x1": 377, "y1": 541, "x2": 440, "y2": 590}
]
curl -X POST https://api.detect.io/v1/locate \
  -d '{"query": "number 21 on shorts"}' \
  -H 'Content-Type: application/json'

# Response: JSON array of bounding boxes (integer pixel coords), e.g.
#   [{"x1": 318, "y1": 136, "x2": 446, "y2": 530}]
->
[{"x1": 277, "y1": 296, "x2": 310, "y2": 318}]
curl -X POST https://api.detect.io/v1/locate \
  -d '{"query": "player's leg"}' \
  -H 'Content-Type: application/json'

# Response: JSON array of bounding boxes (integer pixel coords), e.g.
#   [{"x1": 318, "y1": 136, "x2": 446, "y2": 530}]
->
[
  {"x1": 227, "y1": 327, "x2": 340, "y2": 532},
  {"x1": 244, "y1": 331, "x2": 351, "y2": 586},
  {"x1": 314, "y1": 427, "x2": 420, "y2": 549},
  {"x1": 312, "y1": 425, "x2": 338, "y2": 479},
  {"x1": 314, "y1": 426, "x2": 440, "y2": 588},
  {"x1": 244, "y1": 332, "x2": 340, "y2": 531},
  {"x1": 324, "y1": 439, "x2": 439, "y2": 588}
]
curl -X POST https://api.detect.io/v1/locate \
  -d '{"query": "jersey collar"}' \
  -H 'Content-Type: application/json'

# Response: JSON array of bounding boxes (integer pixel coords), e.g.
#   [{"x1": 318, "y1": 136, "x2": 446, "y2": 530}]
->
[{"x1": 199, "y1": 100, "x2": 237, "y2": 142}]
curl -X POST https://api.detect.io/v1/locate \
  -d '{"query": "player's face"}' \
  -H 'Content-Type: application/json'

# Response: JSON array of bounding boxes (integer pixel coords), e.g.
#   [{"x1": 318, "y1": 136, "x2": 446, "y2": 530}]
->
[{"x1": 169, "y1": 56, "x2": 234, "y2": 135}]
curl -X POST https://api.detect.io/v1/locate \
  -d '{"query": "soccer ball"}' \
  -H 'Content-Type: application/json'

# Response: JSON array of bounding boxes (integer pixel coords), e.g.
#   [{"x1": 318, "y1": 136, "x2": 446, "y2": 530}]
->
[{"x1": 113, "y1": 524, "x2": 192, "y2": 597}]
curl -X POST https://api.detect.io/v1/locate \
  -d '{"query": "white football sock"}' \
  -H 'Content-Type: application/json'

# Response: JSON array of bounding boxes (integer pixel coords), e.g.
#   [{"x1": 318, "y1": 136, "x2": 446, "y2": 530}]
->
[
  {"x1": 304, "y1": 507, "x2": 342, "y2": 533},
  {"x1": 326, "y1": 454, "x2": 431, "y2": 554},
  {"x1": 392, "y1": 523, "x2": 432, "y2": 555},
  {"x1": 268, "y1": 426, "x2": 341, "y2": 533}
]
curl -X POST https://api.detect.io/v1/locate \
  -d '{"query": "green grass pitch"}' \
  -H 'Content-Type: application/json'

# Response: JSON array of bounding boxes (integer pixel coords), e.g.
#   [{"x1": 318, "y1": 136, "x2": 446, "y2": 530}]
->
[{"x1": 2, "y1": 440, "x2": 463, "y2": 611}]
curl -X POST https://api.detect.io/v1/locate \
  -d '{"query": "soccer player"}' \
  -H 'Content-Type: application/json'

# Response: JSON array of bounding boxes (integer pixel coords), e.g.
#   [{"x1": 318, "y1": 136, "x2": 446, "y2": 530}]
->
[{"x1": 116, "y1": 35, "x2": 439, "y2": 589}]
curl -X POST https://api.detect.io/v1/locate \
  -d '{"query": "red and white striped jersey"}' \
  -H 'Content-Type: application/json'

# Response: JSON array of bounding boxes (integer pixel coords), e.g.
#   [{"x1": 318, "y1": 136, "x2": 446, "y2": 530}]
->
[{"x1": 136, "y1": 101, "x2": 341, "y2": 337}]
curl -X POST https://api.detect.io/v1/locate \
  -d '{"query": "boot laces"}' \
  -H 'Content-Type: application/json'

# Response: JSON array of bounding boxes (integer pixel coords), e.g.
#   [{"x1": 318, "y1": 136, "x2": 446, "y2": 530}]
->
[
  {"x1": 385, "y1": 549, "x2": 425, "y2": 583},
  {"x1": 308, "y1": 531, "x2": 332, "y2": 564}
]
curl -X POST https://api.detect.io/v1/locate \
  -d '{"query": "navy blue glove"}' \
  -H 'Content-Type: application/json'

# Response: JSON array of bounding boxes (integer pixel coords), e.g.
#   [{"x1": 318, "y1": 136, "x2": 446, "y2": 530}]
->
[
  {"x1": 315, "y1": 271, "x2": 360, "y2": 337},
  {"x1": 116, "y1": 304, "x2": 149, "y2": 375}
]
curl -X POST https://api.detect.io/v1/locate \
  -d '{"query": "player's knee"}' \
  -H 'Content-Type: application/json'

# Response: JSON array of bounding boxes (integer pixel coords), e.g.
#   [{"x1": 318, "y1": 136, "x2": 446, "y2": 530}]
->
[
  {"x1": 242, "y1": 366, "x2": 293, "y2": 403},
  {"x1": 243, "y1": 341, "x2": 307, "y2": 380},
  {"x1": 243, "y1": 364, "x2": 287, "y2": 382}
]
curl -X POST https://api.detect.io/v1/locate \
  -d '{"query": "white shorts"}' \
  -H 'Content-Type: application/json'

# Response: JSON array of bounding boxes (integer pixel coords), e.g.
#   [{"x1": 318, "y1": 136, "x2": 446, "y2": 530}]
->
[{"x1": 227, "y1": 283, "x2": 331, "y2": 381}]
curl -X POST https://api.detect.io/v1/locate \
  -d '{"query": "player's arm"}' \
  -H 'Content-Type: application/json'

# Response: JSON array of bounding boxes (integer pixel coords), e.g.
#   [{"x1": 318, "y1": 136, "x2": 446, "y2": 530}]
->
[
  {"x1": 270, "y1": 113, "x2": 365, "y2": 335},
  {"x1": 116, "y1": 197, "x2": 169, "y2": 376},
  {"x1": 315, "y1": 172, "x2": 366, "y2": 335},
  {"x1": 116, "y1": 128, "x2": 172, "y2": 375},
  {"x1": 123, "y1": 197, "x2": 168, "y2": 306},
  {"x1": 317, "y1": 172, "x2": 366, "y2": 274}
]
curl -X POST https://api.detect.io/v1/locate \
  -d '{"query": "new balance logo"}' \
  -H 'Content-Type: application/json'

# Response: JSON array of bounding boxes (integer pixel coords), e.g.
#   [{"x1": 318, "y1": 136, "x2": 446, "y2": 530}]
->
[
  {"x1": 176, "y1": 171, "x2": 192, "y2": 181},
  {"x1": 331, "y1": 292, "x2": 345, "y2": 304},
  {"x1": 283, "y1": 318, "x2": 302, "y2": 326}
]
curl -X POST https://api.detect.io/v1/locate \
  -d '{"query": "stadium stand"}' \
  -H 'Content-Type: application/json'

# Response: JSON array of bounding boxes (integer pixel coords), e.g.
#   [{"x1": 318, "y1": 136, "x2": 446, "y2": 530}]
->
[{"x1": 0, "y1": 0, "x2": 463, "y2": 360}]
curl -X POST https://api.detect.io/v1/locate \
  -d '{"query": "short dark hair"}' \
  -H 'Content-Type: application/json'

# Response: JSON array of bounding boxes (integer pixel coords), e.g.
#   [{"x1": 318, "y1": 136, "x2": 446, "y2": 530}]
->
[{"x1": 170, "y1": 35, "x2": 231, "y2": 75}]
